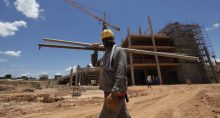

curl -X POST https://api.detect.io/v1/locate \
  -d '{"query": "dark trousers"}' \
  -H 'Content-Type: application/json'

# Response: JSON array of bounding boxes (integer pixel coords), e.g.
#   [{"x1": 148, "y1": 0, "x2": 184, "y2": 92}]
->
[{"x1": 148, "y1": 82, "x2": 151, "y2": 88}]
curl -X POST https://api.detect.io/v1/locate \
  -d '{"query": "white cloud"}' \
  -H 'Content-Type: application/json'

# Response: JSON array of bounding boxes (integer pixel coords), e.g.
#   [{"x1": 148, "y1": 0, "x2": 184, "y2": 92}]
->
[
  {"x1": 1, "y1": 51, "x2": 21, "y2": 57},
  {"x1": 19, "y1": 73, "x2": 41, "y2": 78},
  {"x1": 65, "y1": 65, "x2": 77, "y2": 73},
  {"x1": 88, "y1": 64, "x2": 94, "y2": 68},
  {"x1": 38, "y1": 71, "x2": 48, "y2": 75},
  {"x1": 213, "y1": 23, "x2": 220, "y2": 28},
  {"x1": 4, "y1": 0, "x2": 10, "y2": 7},
  {"x1": 0, "y1": 21, "x2": 27, "y2": 37},
  {"x1": 65, "y1": 67, "x2": 72, "y2": 71},
  {"x1": 55, "y1": 73, "x2": 62, "y2": 75},
  {"x1": 205, "y1": 22, "x2": 220, "y2": 31},
  {"x1": 0, "y1": 58, "x2": 8, "y2": 63},
  {"x1": 20, "y1": 73, "x2": 31, "y2": 76},
  {"x1": 14, "y1": 0, "x2": 43, "y2": 19}
]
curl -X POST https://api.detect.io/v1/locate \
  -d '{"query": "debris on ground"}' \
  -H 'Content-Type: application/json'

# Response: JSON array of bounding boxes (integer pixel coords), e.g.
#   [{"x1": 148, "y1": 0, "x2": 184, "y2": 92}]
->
[{"x1": 0, "y1": 83, "x2": 220, "y2": 118}]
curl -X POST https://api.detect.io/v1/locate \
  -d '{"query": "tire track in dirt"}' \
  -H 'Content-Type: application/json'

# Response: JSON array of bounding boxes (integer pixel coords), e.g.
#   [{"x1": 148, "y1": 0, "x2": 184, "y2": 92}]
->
[{"x1": 131, "y1": 85, "x2": 204, "y2": 118}]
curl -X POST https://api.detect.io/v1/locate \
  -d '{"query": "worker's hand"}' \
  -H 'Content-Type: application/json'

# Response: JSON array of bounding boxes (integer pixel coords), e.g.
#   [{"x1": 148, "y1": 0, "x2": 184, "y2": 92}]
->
[
  {"x1": 92, "y1": 43, "x2": 100, "y2": 48},
  {"x1": 105, "y1": 92, "x2": 118, "y2": 112}
]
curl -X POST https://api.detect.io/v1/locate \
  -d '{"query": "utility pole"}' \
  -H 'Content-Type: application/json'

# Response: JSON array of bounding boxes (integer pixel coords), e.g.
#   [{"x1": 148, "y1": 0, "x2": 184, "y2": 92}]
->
[{"x1": 148, "y1": 16, "x2": 163, "y2": 84}]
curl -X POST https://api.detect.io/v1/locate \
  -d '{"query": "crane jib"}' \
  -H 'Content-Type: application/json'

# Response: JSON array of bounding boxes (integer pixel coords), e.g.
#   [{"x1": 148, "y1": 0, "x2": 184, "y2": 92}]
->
[{"x1": 64, "y1": 0, "x2": 120, "y2": 31}]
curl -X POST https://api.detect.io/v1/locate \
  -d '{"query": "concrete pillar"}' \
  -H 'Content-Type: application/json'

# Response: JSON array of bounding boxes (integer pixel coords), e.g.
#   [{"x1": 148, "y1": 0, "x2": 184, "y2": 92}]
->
[
  {"x1": 148, "y1": 16, "x2": 163, "y2": 84},
  {"x1": 128, "y1": 28, "x2": 135, "y2": 85},
  {"x1": 70, "y1": 68, "x2": 73, "y2": 87}
]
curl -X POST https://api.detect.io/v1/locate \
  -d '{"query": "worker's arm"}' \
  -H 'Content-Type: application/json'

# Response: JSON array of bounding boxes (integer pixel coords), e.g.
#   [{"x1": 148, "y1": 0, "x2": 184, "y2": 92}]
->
[
  {"x1": 91, "y1": 43, "x2": 102, "y2": 67},
  {"x1": 91, "y1": 50, "x2": 98, "y2": 67},
  {"x1": 111, "y1": 49, "x2": 127, "y2": 96}
]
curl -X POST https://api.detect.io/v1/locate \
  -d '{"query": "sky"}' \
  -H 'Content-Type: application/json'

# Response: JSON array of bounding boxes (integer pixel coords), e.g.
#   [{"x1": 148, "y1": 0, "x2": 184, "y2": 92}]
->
[{"x1": 0, "y1": 0, "x2": 220, "y2": 78}]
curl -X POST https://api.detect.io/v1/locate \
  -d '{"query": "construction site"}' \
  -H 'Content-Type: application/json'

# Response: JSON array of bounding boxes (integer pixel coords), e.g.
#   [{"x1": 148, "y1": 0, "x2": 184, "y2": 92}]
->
[
  {"x1": 1, "y1": 21, "x2": 220, "y2": 118},
  {"x1": 1, "y1": 0, "x2": 220, "y2": 118},
  {"x1": 56, "y1": 22, "x2": 219, "y2": 86}
]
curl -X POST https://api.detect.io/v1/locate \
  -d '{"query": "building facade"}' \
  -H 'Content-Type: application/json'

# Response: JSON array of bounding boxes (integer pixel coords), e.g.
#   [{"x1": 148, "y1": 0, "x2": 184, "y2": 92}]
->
[{"x1": 121, "y1": 23, "x2": 218, "y2": 85}]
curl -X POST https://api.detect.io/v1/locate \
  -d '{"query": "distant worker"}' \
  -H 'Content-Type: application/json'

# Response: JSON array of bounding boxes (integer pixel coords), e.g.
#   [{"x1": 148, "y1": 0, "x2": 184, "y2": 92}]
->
[
  {"x1": 91, "y1": 29, "x2": 131, "y2": 118},
  {"x1": 147, "y1": 75, "x2": 152, "y2": 88}
]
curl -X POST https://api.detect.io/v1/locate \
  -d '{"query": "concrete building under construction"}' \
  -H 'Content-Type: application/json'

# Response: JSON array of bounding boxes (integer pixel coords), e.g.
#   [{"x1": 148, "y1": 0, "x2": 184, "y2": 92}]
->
[
  {"x1": 57, "y1": 22, "x2": 218, "y2": 86},
  {"x1": 58, "y1": 67, "x2": 99, "y2": 86},
  {"x1": 122, "y1": 22, "x2": 218, "y2": 85}
]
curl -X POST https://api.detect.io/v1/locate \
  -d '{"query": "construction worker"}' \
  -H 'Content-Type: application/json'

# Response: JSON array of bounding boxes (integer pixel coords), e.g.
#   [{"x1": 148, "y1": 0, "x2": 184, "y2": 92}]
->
[
  {"x1": 147, "y1": 75, "x2": 152, "y2": 88},
  {"x1": 91, "y1": 29, "x2": 131, "y2": 118}
]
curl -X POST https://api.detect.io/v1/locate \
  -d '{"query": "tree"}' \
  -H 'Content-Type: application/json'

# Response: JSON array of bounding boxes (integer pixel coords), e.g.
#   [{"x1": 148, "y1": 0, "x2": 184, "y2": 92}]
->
[
  {"x1": 0, "y1": 77, "x2": 5, "y2": 79},
  {"x1": 5, "y1": 74, "x2": 12, "y2": 79},
  {"x1": 29, "y1": 77, "x2": 37, "y2": 80},
  {"x1": 21, "y1": 76, "x2": 28, "y2": 80}
]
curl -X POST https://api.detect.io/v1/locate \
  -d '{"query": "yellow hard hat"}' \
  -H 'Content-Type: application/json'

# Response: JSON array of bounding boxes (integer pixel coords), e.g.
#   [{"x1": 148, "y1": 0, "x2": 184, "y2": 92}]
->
[{"x1": 101, "y1": 29, "x2": 114, "y2": 40}]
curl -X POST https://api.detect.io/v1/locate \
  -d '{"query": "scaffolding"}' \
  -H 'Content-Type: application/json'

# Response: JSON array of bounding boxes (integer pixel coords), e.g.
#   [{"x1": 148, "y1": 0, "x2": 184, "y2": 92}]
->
[{"x1": 160, "y1": 22, "x2": 218, "y2": 83}]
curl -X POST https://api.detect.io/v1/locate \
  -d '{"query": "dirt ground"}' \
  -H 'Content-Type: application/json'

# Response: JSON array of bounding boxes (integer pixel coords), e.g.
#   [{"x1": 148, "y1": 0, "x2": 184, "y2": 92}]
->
[{"x1": 0, "y1": 83, "x2": 220, "y2": 118}]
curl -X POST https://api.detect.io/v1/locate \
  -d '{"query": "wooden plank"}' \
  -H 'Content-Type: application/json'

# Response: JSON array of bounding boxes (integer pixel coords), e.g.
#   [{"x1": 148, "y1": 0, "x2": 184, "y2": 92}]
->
[
  {"x1": 128, "y1": 63, "x2": 180, "y2": 67},
  {"x1": 129, "y1": 34, "x2": 171, "y2": 39},
  {"x1": 131, "y1": 45, "x2": 176, "y2": 50},
  {"x1": 40, "y1": 38, "x2": 199, "y2": 62}
]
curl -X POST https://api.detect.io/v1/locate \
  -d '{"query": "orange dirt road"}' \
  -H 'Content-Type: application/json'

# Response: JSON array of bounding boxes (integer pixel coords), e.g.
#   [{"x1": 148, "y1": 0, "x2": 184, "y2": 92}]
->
[{"x1": 18, "y1": 84, "x2": 220, "y2": 118}]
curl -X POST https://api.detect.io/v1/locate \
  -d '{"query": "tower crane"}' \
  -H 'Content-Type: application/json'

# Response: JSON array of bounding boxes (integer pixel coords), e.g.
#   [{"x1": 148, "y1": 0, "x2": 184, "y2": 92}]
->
[{"x1": 64, "y1": 0, "x2": 120, "y2": 31}]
